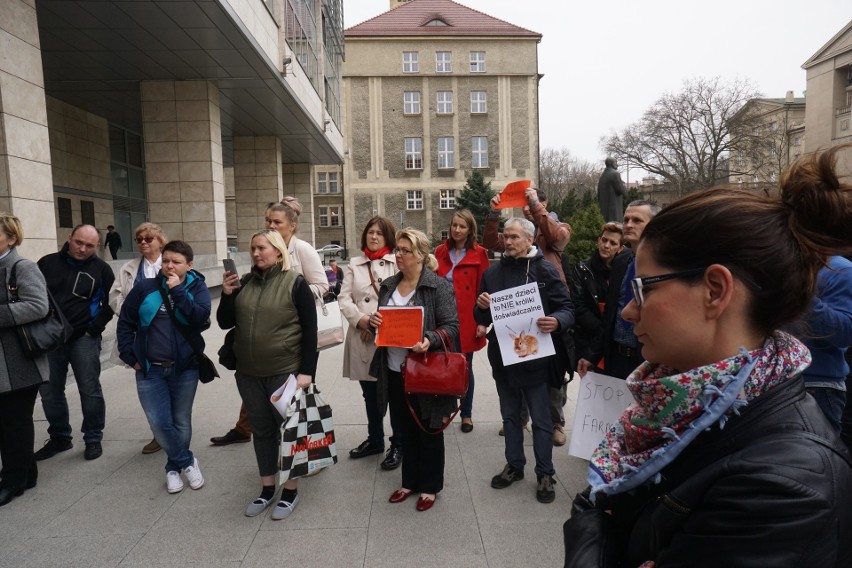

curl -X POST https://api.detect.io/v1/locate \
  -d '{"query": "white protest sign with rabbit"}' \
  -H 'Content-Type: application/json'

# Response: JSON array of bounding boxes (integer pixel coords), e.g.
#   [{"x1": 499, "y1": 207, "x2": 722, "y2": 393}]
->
[{"x1": 489, "y1": 282, "x2": 555, "y2": 366}]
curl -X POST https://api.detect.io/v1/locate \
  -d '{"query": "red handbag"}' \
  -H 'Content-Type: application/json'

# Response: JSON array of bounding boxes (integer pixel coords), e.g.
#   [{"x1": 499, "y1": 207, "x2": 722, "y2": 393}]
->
[{"x1": 402, "y1": 329, "x2": 469, "y2": 434}]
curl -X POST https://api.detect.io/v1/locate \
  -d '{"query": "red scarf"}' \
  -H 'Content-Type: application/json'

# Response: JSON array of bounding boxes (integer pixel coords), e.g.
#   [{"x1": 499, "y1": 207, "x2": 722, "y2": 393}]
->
[{"x1": 364, "y1": 246, "x2": 390, "y2": 261}]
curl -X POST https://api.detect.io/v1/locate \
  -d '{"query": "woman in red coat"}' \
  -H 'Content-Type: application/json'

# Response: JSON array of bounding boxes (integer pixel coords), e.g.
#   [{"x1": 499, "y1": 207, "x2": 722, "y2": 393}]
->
[{"x1": 434, "y1": 210, "x2": 491, "y2": 433}]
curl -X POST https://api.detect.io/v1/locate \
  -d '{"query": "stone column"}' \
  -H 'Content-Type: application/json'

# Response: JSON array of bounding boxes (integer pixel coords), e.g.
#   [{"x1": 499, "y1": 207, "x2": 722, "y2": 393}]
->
[
  {"x1": 0, "y1": 0, "x2": 57, "y2": 259},
  {"x1": 282, "y1": 163, "x2": 314, "y2": 245},
  {"x1": 141, "y1": 80, "x2": 226, "y2": 258},
  {"x1": 233, "y1": 136, "x2": 283, "y2": 251}
]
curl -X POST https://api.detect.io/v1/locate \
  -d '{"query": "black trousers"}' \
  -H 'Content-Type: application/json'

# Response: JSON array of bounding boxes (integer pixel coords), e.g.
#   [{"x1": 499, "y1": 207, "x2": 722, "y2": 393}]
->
[
  {"x1": 387, "y1": 370, "x2": 444, "y2": 494},
  {"x1": 0, "y1": 384, "x2": 39, "y2": 488},
  {"x1": 605, "y1": 345, "x2": 645, "y2": 380}
]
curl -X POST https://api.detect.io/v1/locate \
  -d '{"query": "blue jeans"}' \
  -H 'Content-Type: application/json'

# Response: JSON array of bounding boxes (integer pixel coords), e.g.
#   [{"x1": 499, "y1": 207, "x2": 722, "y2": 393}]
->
[
  {"x1": 40, "y1": 334, "x2": 105, "y2": 444},
  {"x1": 460, "y1": 353, "x2": 475, "y2": 419},
  {"x1": 136, "y1": 366, "x2": 199, "y2": 472},
  {"x1": 806, "y1": 387, "x2": 846, "y2": 432},
  {"x1": 495, "y1": 379, "x2": 554, "y2": 478}
]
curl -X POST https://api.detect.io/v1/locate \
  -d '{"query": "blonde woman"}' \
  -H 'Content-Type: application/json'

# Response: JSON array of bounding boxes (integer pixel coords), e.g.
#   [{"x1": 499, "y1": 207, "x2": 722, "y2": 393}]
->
[
  {"x1": 218, "y1": 229, "x2": 317, "y2": 520},
  {"x1": 108, "y1": 222, "x2": 168, "y2": 454}
]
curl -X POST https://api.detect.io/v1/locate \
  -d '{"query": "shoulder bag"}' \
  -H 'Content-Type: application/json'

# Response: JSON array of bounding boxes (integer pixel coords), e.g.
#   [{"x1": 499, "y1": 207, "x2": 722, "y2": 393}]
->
[
  {"x1": 314, "y1": 288, "x2": 345, "y2": 351},
  {"x1": 9, "y1": 260, "x2": 73, "y2": 358},
  {"x1": 402, "y1": 328, "x2": 469, "y2": 434},
  {"x1": 157, "y1": 286, "x2": 218, "y2": 383}
]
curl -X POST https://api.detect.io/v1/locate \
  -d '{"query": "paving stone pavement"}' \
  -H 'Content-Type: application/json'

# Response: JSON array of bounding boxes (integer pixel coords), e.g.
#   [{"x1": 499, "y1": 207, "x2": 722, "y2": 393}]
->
[{"x1": 0, "y1": 296, "x2": 590, "y2": 568}]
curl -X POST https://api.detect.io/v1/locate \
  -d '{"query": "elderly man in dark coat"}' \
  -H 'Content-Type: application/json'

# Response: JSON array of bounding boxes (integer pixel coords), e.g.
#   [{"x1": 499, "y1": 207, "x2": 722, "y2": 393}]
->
[{"x1": 597, "y1": 158, "x2": 626, "y2": 222}]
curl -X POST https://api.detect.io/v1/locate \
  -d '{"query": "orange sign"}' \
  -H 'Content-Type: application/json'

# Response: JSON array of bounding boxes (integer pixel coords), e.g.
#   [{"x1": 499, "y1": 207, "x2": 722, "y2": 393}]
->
[
  {"x1": 375, "y1": 307, "x2": 424, "y2": 347},
  {"x1": 495, "y1": 179, "x2": 532, "y2": 209}
]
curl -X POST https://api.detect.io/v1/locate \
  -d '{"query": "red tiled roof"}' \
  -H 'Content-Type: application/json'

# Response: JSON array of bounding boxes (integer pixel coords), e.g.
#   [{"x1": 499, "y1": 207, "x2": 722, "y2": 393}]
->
[{"x1": 345, "y1": 0, "x2": 541, "y2": 38}]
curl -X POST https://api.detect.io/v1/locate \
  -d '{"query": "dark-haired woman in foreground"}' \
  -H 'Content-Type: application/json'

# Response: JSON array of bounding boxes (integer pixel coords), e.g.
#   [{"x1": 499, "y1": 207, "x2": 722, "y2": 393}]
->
[{"x1": 564, "y1": 146, "x2": 852, "y2": 567}]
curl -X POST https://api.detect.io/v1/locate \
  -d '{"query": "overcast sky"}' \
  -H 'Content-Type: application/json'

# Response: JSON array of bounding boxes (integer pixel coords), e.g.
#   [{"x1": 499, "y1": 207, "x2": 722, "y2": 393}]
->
[{"x1": 344, "y1": 0, "x2": 851, "y2": 175}]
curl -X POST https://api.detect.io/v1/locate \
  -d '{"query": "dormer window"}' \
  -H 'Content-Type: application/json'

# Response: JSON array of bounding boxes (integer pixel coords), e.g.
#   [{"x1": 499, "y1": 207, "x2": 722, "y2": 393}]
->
[{"x1": 424, "y1": 18, "x2": 449, "y2": 27}]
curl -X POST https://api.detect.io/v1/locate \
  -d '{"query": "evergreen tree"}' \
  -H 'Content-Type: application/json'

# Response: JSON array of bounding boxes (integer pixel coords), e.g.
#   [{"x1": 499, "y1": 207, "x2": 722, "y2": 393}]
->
[
  {"x1": 455, "y1": 171, "x2": 496, "y2": 241},
  {"x1": 564, "y1": 202, "x2": 605, "y2": 267}
]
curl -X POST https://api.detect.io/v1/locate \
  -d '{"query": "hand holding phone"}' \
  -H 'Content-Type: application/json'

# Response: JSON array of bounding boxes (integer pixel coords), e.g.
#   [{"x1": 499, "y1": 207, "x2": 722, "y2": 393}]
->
[{"x1": 222, "y1": 258, "x2": 240, "y2": 288}]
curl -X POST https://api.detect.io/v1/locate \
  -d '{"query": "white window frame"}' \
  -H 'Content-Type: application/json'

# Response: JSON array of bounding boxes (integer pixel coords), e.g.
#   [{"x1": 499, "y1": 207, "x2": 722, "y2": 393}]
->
[
  {"x1": 470, "y1": 51, "x2": 486, "y2": 73},
  {"x1": 316, "y1": 172, "x2": 340, "y2": 194},
  {"x1": 403, "y1": 51, "x2": 419, "y2": 73},
  {"x1": 470, "y1": 91, "x2": 487, "y2": 114},
  {"x1": 439, "y1": 189, "x2": 456, "y2": 209},
  {"x1": 438, "y1": 137, "x2": 455, "y2": 169},
  {"x1": 472, "y1": 136, "x2": 488, "y2": 168},
  {"x1": 405, "y1": 138, "x2": 423, "y2": 170},
  {"x1": 435, "y1": 51, "x2": 452, "y2": 73},
  {"x1": 318, "y1": 206, "x2": 328, "y2": 226},
  {"x1": 440, "y1": 229, "x2": 450, "y2": 241},
  {"x1": 319, "y1": 205, "x2": 342, "y2": 227},
  {"x1": 406, "y1": 190, "x2": 423, "y2": 210},
  {"x1": 403, "y1": 91, "x2": 421, "y2": 115},
  {"x1": 437, "y1": 91, "x2": 453, "y2": 114}
]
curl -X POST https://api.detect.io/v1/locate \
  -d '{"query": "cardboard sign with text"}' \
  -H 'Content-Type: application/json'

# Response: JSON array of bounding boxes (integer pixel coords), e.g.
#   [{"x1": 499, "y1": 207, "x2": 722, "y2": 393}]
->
[
  {"x1": 490, "y1": 282, "x2": 555, "y2": 365},
  {"x1": 568, "y1": 371, "x2": 635, "y2": 460},
  {"x1": 494, "y1": 179, "x2": 531, "y2": 209},
  {"x1": 375, "y1": 306, "x2": 424, "y2": 347}
]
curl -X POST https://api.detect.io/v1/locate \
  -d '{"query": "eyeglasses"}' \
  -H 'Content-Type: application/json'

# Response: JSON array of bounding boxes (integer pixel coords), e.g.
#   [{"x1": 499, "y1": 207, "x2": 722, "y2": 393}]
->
[
  {"x1": 630, "y1": 267, "x2": 708, "y2": 307},
  {"x1": 393, "y1": 247, "x2": 414, "y2": 257},
  {"x1": 135, "y1": 236, "x2": 155, "y2": 244}
]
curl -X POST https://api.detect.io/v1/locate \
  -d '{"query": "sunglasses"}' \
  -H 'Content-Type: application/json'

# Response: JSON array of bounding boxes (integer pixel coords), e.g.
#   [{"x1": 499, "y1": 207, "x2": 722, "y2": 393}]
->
[
  {"x1": 630, "y1": 267, "x2": 708, "y2": 307},
  {"x1": 135, "y1": 236, "x2": 155, "y2": 244}
]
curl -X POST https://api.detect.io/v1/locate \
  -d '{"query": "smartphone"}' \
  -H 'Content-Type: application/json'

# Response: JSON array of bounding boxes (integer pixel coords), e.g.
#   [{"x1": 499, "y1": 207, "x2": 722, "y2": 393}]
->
[{"x1": 222, "y1": 258, "x2": 240, "y2": 287}]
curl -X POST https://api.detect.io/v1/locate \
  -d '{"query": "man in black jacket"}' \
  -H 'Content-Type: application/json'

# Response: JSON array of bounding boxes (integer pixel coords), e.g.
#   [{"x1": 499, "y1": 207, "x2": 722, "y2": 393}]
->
[
  {"x1": 578, "y1": 201, "x2": 659, "y2": 379},
  {"x1": 35, "y1": 225, "x2": 115, "y2": 461}
]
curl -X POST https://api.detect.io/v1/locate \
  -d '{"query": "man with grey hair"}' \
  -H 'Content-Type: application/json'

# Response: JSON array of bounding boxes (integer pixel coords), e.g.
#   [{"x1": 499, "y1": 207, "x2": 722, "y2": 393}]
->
[
  {"x1": 597, "y1": 157, "x2": 626, "y2": 222},
  {"x1": 474, "y1": 217, "x2": 574, "y2": 504},
  {"x1": 578, "y1": 200, "x2": 660, "y2": 379}
]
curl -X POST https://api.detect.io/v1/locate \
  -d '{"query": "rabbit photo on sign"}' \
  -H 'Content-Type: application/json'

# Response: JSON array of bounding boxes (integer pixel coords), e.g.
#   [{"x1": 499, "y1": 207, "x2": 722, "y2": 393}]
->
[{"x1": 506, "y1": 322, "x2": 539, "y2": 358}]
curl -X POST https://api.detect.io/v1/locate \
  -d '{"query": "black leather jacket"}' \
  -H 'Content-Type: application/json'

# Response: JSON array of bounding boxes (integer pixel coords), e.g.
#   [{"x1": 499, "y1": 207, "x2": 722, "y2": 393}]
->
[{"x1": 564, "y1": 376, "x2": 852, "y2": 568}]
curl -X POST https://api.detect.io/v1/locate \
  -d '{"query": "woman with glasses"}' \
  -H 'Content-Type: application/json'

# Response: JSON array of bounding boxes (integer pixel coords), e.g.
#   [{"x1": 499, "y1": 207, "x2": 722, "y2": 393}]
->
[
  {"x1": 434, "y1": 209, "x2": 490, "y2": 433},
  {"x1": 339, "y1": 216, "x2": 404, "y2": 470},
  {"x1": 368, "y1": 229, "x2": 459, "y2": 512},
  {"x1": 0, "y1": 213, "x2": 48, "y2": 507},
  {"x1": 109, "y1": 222, "x2": 168, "y2": 454},
  {"x1": 569, "y1": 222, "x2": 624, "y2": 371},
  {"x1": 563, "y1": 147, "x2": 852, "y2": 566}
]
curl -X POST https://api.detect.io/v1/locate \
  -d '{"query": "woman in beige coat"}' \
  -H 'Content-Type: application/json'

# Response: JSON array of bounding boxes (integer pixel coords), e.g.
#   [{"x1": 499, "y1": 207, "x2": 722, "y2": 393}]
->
[{"x1": 339, "y1": 216, "x2": 402, "y2": 470}]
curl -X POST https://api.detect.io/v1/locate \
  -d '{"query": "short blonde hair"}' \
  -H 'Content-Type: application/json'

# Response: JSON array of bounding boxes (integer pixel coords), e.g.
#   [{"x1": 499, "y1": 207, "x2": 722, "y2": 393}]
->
[
  {"x1": 396, "y1": 228, "x2": 437, "y2": 271},
  {"x1": 251, "y1": 229, "x2": 291, "y2": 271},
  {"x1": 135, "y1": 222, "x2": 168, "y2": 247},
  {"x1": 0, "y1": 212, "x2": 24, "y2": 246}
]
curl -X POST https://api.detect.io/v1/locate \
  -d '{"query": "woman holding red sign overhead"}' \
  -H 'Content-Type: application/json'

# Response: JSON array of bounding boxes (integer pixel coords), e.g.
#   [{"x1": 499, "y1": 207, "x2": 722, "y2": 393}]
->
[
  {"x1": 368, "y1": 228, "x2": 459, "y2": 512},
  {"x1": 435, "y1": 209, "x2": 490, "y2": 433}
]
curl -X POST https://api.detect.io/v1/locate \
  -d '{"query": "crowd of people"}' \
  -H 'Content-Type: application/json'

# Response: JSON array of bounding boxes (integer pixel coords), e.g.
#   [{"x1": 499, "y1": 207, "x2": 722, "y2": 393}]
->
[{"x1": 0, "y1": 148, "x2": 850, "y2": 565}]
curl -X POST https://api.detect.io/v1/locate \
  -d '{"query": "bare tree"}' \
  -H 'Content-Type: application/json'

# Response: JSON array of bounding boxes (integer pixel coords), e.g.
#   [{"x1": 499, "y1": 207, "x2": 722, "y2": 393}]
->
[
  {"x1": 539, "y1": 147, "x2": 598, "y2": 203},
  {"x1": 601, "y1": 77, "x2": 762, "y2": 194}
]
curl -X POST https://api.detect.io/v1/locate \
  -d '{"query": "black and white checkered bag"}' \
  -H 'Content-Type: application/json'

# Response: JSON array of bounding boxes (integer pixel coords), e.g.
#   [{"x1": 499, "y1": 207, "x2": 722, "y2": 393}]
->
[{"x1": 279, "y1": 385, "x2": 338, "y2": 481}]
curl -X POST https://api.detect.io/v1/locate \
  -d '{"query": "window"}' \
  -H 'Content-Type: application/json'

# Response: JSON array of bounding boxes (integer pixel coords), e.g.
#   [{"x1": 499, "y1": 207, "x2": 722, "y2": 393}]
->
[
  {"x1": 403, "y1": 51, "x2": 419, "y2": 73},
  {"x1": 472, "y1": 136, "x2": 488, "y2": 168},
  {"x1": 437, "y1": 91, "x2": 453, "y2": 114},
  {"x1": 470, "y1": 51, "x2": 486, "y2": 73},
  {"x1": 57, "y1": 197, "x2": 73, "y2": 228},
  {"x1": 406, "y1": 190, "x2": 423, "y2": 210},
  {"x1": 440, "y1": 230, "x2": 450, "y2": 241},
  {"x1": 403, "y1": 91, "x2": 421, "y2": 114},
  {"x1": 319, "y1": 205, "x2": 342, "y2": 227},
  {"x1": 439, "y1": 189, "x2": 456, "y2": 209},
  {"x1": 81, "y1": 200, "x2": 95, "y2": 226},
  {"x1": 438, "y1": 137, "x2": 455, "y2": 169},
  {"x1": 405, "y1": 138, "x2": 423, "y2": 169},
  {"x1": 317, "y1": 172, "x2": 339, "y2": 194},
  {"x1": 436, "y1": 51, "x2": 452, "y2": 73},
  {"x1": 470, "y1": 91, "x2": 487, "y2": 113}
]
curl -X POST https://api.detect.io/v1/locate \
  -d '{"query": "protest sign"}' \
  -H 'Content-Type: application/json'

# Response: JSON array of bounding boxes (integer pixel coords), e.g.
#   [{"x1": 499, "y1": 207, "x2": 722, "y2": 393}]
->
[
  {"x1": 490, "y1": 282, "x2": 554, "y2": 365},
  {"x1": 375, "y1": 306, "x2": 424, "y2": 347},
  {"x1": 568, "y1": 371, "x2": 635, "y2": 460},
  {"x1": 494, "y1": 179, "x2": 531, "y2": 209}
]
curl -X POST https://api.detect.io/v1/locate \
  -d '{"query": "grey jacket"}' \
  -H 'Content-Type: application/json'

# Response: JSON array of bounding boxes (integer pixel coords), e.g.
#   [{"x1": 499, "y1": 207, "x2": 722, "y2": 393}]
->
[
  {"x1": 0, "y1": 248, "x2": 49, "y2": 393},
  {"x1": 369, "y1": 268, "x2": 460, "y2": 429}
]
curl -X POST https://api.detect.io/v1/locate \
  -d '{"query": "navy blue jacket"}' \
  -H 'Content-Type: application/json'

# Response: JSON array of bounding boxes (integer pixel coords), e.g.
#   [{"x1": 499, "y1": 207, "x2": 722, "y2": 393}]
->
[{"x1": 116, "y1": 270, "x2": 211, "y2": 373}]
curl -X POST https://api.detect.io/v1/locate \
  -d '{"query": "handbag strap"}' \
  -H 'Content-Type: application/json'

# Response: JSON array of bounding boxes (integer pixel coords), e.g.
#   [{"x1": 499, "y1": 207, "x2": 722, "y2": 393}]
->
[
  {"x1": 157, "y1": 285, "x2": 205, "y2": 361},
  {"x1": 7, "y1": 260, "x2": 23, "y2": 303},
  {"x1": 366, "y1": 263, "x2": 380, "y2": 296},
  {"x1": 404, "y1": 392, "x2": 463, "y2": 435}
]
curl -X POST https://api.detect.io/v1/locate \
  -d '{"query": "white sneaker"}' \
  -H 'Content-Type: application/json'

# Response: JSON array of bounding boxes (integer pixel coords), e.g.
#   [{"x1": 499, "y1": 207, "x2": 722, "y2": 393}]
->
[
  {"x1": 166, "y1": 471, "x2": 184, "y2": 494},
  {"x1": 183, "y1": 458, "x2": 204, "y2": 490}
]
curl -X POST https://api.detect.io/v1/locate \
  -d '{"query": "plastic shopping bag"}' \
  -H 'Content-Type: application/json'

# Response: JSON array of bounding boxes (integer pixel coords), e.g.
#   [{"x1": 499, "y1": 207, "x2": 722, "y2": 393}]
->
[{"x1": 279, "y1": 385, "x2": 338, "y2": 481}]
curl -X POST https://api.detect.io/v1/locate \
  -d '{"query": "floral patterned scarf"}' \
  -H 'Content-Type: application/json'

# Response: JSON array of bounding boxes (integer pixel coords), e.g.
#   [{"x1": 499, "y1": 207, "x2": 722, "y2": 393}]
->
[{"x1": 588, "y1": 331, "x2": 811, "y2": 499}]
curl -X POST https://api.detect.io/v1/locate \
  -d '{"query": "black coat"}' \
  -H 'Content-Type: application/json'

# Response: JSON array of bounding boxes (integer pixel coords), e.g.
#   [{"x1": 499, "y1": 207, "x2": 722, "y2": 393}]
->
[
  {"x1": 570, "y1": 252, "x2": 615, "y2": 362},
  {"x1": 563, "y1": 376, "x2": 852, "y2": 567},
  {"x1": 585, "y1": 250, "x2": 632, "y2": 367}
]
